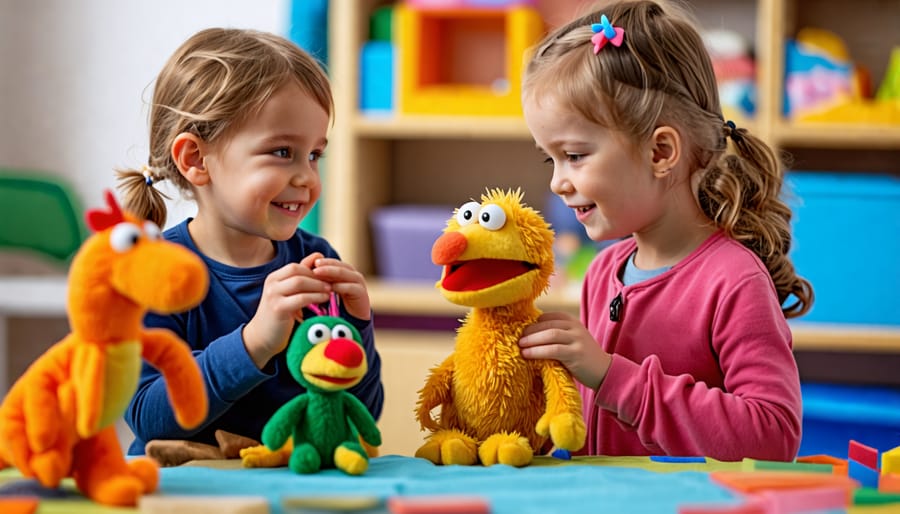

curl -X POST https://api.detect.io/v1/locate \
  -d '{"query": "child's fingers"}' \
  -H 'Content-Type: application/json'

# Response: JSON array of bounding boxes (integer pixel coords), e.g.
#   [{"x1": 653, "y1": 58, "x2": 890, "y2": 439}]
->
[
  {"x1": 313, "y1": 266, "x2": 366, "y2": 289},
  {"x1": 299, "y1": 252, "x2": 325, "y2": 269}
]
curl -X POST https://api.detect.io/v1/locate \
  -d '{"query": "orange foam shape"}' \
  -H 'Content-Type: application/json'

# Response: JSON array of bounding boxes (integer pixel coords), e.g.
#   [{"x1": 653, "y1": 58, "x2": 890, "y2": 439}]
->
[
  {"x1": 797, "y1": 454, "x2": 849, "y2": 475},
  {"x1": 710, "y1": 471, "x2": 859, "y2": 493},
  {"x1": 0, "y1": 497, "x2": 39, "y2": 514}
]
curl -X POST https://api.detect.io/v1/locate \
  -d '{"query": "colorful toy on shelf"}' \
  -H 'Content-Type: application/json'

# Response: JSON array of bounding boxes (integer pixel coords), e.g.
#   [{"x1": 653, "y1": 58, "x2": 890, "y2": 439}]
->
[
  {"x1": 408, "y1": 0, "x2": 535, "y2": 8},
  {"x1": 784, "y1": 28, "x2": 855, "y2": 118},
  {"x1": 702, "y1": 29, "x2": 756, "y2": 120},
  {"x1": 396, "y1": 3, "x2": 544, "y2": 116},
  {"x1": 415, "y1": 189, "x2": 585, "y2": 467},
  {"x1": 785, "y1": 28, "x2": 900, "y2": 124},
  {"x1": 241, "y1": 294, "x2": 381, "y2": 475},
  {"x1": 876, "y1": 47, "x2": 900, "y2": 101},
  {"x1": 0, "y1": 190, "x2": 209, "y2": 506}
]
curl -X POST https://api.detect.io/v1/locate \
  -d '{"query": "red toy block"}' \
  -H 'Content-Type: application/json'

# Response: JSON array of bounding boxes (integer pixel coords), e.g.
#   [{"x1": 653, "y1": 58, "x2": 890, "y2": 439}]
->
[
  {"x1": 387, "y1": 495, "x2": 491, "y2": 514},
  {"x1": 760, "y1": 485, "x2": 849, "y2": 513},
  {"x1": 880, "y1": 472, "x2": 900, "y2": 493},
  {"x1": 678, "y1": 499, "x2": 767, "y2": 514},
  {"x1": 796, "y1": 454, "x2": 848, "y2": 475},
  {"x1": 849, "y1": 440, "x2": 880, "y2": 470}
]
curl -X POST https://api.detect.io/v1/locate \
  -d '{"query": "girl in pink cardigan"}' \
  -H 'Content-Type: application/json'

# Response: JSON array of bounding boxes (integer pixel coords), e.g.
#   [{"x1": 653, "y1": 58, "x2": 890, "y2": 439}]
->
[{"x1": 518, "y1": 0, "x2": 813, "y2": 462}]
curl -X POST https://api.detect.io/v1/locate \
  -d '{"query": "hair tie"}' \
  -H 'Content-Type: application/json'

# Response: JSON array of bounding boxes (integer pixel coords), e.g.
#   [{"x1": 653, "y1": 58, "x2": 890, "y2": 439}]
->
[
  {"x1": 141, "y1": 165, "x2": 155, "y2": 186},
  {"x1": 590, "y1": 15, "x2": 625, "y2": 54},
  {"x1": 725, "y1": 120, "x2": 743, "y2": 143}
]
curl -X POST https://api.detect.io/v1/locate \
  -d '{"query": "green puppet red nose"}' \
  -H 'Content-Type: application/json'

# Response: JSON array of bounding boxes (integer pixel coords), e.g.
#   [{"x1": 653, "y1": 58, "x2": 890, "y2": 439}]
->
[{"x1": 324, "y1": 338, "x2": 364, "y2": 368}]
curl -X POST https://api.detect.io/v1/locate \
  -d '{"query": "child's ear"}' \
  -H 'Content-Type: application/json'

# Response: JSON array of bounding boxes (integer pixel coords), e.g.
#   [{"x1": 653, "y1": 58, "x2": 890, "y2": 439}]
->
[
  {"x1": 649, "y1": 125, "x2": 681, "y2": 177},
  {"x1": 172, "y1": 132, "x2": 209, "y2": 186}
]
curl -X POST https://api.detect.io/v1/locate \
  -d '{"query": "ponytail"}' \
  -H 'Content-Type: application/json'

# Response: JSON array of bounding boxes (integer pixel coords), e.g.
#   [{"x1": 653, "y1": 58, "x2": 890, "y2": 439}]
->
[
  {"x1": 697, "y1": 124, "x2": 814, "y2": 318},
  {"x1": 115, "y1": 165, "x2": 170, "y2": 228}
]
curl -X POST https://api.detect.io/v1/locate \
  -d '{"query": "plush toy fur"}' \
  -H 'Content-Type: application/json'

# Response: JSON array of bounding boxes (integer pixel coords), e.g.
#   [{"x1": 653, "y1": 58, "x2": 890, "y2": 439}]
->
[
  {"x1": 415, "y1": 188, "x2": 586, "y2": 467},
  {"x1": 0, "y1": 191, "x2": 209, "y2": 506},
  {"x1": 241, "y1": 297, "x2": 381, "y2": 475}
]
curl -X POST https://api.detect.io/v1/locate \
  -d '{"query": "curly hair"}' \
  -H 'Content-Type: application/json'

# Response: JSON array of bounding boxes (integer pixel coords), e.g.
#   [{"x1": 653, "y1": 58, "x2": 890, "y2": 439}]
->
[{"x1": 524, "y1": 0, "x2": 812, "y2": 317}]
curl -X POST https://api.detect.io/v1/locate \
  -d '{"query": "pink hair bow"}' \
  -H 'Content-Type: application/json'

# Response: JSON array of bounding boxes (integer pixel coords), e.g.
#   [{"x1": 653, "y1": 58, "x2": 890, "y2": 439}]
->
[{"x1": 591, "y1": 15, "x2": 625, "y2": 54}]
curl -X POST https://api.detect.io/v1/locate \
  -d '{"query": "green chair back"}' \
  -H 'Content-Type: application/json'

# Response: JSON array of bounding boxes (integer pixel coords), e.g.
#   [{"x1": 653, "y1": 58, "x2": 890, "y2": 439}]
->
[{"x1": 0, "y1": 170, "x2": 88, "y2": 265}]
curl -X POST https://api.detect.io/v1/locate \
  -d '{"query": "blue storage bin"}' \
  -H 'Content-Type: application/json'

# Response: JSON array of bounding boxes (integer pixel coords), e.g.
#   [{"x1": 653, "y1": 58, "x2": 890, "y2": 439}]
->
[
  {"x1": 360, "y1": 41, "x2": 394, "y2": 112},
  {"x1": 799, "y1": 382, "x2": 900, "y2": 458},
  {"x1": 786, "y1": 172, "x2": 900, "y2": 326}
]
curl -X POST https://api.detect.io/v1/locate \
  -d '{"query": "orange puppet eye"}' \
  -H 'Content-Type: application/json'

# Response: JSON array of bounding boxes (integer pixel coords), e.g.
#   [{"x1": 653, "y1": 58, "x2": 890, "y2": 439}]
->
[
  {"x1": 109, "y1": 222, "x2": 142, "y2": 253},
  {"x1": 143, "y1": 221, "x2": 162, "y2": 240}
]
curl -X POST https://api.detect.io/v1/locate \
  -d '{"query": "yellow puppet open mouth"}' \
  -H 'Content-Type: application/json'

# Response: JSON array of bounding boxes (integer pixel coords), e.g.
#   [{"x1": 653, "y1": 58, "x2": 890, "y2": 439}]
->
[{"x1": 441, "y1": 259, "x2": 537, "y2": 292}]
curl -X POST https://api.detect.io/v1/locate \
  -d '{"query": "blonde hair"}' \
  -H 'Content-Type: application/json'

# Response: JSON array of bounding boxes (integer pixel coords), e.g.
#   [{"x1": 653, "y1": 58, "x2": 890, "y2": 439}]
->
[
  {"x1": 116, "y1": 28, "x2": 333, "y2": 228},
  {"x1": 524, "y1": 0, "x2": 812, "y2": 318}
]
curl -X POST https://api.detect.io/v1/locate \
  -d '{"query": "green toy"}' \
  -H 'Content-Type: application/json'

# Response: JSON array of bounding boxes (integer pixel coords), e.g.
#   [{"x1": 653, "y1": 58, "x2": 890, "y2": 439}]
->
[{"x1": 258, "y1": 295, "x2": 381, "y2": 475}]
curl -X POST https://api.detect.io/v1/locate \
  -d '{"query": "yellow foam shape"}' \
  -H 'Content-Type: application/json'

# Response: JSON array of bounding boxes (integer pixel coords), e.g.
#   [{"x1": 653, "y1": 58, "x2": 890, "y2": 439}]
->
[
  {"x1": 396, "y1": 4, "x2": 544, "y2": 116},
  {"x1": 139, "y1": 495, "x2": 269, "y2": 514},
  {"x1": 882, "y1": 445, "x2": 900, "y2": 475}
]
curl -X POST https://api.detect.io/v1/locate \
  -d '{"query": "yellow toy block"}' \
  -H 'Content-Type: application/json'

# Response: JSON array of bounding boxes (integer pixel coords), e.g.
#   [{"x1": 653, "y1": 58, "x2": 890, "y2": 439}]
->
[
  {"x1": 396, "y1": 4, "x2": 544, "y2": 116},
  {"x1": 882, "y1": 445, "x2": 900, "y2": 475}
]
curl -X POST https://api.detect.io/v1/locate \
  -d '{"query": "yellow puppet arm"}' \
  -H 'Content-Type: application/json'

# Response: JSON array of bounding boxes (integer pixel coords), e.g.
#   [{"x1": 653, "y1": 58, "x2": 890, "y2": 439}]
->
[
  {"x1": 140, "y1": 328, "x2": 208, "y2": 429},
  {"x1": 415, "y1": 356, "x2": 455, "y2": 432},
  {"x1": 536, "y1": 361, "x2": 586, "y2": 451}
]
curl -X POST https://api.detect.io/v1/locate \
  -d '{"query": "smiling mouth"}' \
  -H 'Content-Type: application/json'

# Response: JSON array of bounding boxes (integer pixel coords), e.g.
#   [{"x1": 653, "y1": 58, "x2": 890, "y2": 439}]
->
[
  {"x1": 441, "y1": 259, "x2": 537, "y2": 292},
  {"x1": 310, "y1": 374, "x2": 358, "y2": 385},
  {"x1": 572, "y1": 204, "x2": 595, "y2": 214},
  {"x1": 273, "y1": 202, "x2": 301, "y2": 212}
]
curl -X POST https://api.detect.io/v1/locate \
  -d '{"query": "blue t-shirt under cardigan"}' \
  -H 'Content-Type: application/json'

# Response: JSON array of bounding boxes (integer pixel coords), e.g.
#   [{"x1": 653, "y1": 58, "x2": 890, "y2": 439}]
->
[{"x1": 124, "y1": 219, "x2": 384, "y2": 454}]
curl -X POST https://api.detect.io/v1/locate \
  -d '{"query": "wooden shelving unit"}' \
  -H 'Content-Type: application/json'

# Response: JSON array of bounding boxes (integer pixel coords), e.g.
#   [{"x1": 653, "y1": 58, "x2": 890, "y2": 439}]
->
[
  {"x1": 327, "y1": 0, "x2": 899, "y2": 317},
  {"x1": 326, "y1": 0, "x2": 900, "y2": 456}
]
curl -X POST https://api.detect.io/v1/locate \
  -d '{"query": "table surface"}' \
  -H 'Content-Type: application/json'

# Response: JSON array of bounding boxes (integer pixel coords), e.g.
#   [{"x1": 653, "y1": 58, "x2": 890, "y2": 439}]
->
[{"x1": 0, "y1": 455, "x2": 897, "y2": 514}]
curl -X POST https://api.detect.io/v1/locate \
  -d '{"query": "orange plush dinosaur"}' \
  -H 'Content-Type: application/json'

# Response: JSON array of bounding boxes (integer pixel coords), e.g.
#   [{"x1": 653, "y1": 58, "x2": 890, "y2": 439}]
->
[
  {"x1": 415, "y1": 189, "x2": 586, "y2": 467},
  {"x1": 0, "y1": 190, "x2": 209, "y2": 506}
]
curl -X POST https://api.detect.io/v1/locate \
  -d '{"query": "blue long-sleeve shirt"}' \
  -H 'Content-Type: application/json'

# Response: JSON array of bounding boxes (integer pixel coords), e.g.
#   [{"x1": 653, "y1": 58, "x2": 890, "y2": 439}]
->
[{"x1": 124, "y1": 219, "x2": 384, "y2": 454}]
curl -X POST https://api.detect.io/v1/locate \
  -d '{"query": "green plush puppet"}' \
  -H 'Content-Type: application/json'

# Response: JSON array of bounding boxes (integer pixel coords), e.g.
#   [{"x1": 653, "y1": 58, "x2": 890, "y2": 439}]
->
[{"x1": 241, "y1": 295, "x2": 381, "y2": 475}]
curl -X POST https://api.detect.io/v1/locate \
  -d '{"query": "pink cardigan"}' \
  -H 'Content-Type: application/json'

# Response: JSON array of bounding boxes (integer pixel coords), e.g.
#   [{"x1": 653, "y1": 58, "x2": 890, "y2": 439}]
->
[{"x1": 579, "y1": 231, "x2": 802, "y2": 461}]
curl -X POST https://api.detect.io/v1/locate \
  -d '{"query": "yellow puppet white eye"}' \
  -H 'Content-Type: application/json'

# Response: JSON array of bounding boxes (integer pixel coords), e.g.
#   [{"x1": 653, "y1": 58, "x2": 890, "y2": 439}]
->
[
  {"x1": 109, "y1": 222, "x2": 142, "y2": 253},
  {"x1": 143, "y1": 221, "x2": 162, "y2": 240},
  {"x1": 331, "y1": 323, "x2": 354, "y2": 341},
  {"x1": 478, "y1": 203, "x2": 507, "y2": 231},
  {"x1": 456, "y1": 201, "x2": 481, "y2": 227},
  {"x1": 306, "y1": 323, "x2": 331, "y2": 344}
]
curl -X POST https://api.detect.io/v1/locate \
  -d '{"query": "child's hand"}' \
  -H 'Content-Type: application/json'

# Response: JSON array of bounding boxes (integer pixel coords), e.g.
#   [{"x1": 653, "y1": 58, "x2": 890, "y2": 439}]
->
[
  {"x1": 518, "y1": 311, "x2": 612, "y2": 390},
  {"x1": 311, "y1": 257, "x2": 371, "y2": 321},
  {"x1": 243, "y1": 252, "x2": 331, "y2": 369}
]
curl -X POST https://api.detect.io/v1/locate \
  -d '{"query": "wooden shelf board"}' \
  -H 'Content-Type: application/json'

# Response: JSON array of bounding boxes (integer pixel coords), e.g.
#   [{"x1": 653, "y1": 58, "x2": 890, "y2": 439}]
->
[
  {"x1": 790, "y1": 323, "x2": 900, "y2": 353},
  {"x1": 369, "y1": 281, "x2": 900, "y2": 353},
  {"x1": 354, "y1": 114, "x2": 532, "y2": 140},
  {"x1": 775, "y1": 123, "x2": 900, "y2": 149}
]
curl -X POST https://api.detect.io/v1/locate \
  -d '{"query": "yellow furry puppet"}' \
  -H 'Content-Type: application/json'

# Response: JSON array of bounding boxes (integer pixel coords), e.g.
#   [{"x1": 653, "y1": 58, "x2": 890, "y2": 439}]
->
[
  {"x1": 0, "y1": 191, "x2": 209, "y2": 506},
  {"x1": 415, "y1": 188, "x2": 585, "y2": 467}
]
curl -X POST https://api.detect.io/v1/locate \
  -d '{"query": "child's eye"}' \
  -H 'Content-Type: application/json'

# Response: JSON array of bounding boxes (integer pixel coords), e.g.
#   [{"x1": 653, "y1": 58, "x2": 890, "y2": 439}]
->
[
  {"x1": 272, "y1": 147, "x2": 293, "y2": 159},
  {"x1": 542, "y1": 156, "x2": 554, "y2": 166},
  {"x1": 566, "y1": 153, "x2": 584, "y2": 163},
  {"x1": 308, "y1": 150, "x2": 324, "y2": 162}
]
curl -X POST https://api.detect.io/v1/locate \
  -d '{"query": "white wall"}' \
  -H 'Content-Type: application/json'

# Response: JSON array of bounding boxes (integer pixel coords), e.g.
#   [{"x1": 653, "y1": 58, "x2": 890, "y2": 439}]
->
[{"x1": 0, "y1": 0, "x2": 289, "y2": 228}]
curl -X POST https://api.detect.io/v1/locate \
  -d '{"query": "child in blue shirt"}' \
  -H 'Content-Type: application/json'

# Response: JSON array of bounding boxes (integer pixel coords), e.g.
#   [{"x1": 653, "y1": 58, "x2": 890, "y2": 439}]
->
[{"x1": 116, "y1": 28, "x2": 383, "y2": 457}]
